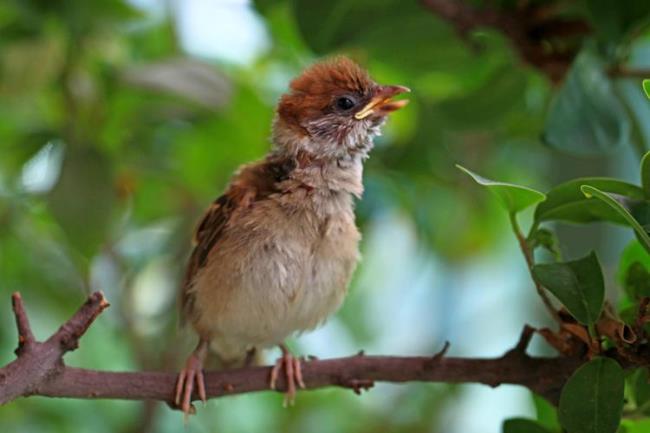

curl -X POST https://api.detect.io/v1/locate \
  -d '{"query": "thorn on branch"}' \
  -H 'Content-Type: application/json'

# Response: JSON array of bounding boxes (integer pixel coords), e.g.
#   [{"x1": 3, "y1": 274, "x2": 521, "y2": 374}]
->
[
  {"x1": 345, "y1": 379, "x2": 374, "y2": 395},
  {"x1": 514, "y1": 325, "x2": 534, "y2": 353},
  {"x1": 504, "y1": 325, "x2": 535, "y2": 359},
  {"x1": 433, "y1": 341, "x2": 450, "y2": 361},
  {"x1": 12, "y1": 292, "x2": 35, "y2": 355},
  {"x1": 424, "y1": 341, "x2": 450, "y2": 370}
]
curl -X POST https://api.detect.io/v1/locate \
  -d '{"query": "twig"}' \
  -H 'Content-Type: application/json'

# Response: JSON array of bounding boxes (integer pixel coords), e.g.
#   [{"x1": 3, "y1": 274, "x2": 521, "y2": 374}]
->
[
  {"x1": 11, "y1": 293, "x2": 35, "y2": 355},
  {"x1": 609, "y1": 66, "x2": 650, "y2": 79},
  {"x1": 509, "y1": 213, "x2": 562, "y2": 324}
]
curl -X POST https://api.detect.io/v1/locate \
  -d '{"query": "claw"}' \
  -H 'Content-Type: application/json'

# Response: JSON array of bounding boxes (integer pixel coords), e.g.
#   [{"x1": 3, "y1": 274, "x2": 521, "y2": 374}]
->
[
  {"x1": 174, "y1": 340, "x2": 208, "y2": 417},
  {"x1": 269, "y1": 344, "x2": 305, "y2": 406}
]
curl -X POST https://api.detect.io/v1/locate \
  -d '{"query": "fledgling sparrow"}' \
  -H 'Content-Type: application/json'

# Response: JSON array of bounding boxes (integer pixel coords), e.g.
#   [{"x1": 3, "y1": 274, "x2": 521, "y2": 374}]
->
[{"x1": 174, "y1": 56, "x2": 409, "y2": 414}]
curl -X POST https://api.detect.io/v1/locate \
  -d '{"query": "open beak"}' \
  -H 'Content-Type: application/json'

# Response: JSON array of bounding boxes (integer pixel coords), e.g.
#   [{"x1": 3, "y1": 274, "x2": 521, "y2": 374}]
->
[{"x1": 354, "y1": 85, "x2": 410, "y2": 120}]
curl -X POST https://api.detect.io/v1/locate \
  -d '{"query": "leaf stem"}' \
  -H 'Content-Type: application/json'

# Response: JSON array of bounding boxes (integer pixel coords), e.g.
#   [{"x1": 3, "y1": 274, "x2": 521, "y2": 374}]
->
[{"x1": 509, "y1": 212, "x2": 562, "y2": 324}]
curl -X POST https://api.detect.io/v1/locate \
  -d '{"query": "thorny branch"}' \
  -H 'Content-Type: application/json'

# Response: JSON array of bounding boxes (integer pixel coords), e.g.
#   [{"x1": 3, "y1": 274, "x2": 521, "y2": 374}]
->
[{"x1": 1, "y1": 292, "x2": 646, "y2": 412}]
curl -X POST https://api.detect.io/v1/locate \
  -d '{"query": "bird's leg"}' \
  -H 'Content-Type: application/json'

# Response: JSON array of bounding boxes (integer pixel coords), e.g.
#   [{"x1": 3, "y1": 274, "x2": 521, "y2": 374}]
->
[
  {"x1": 174, "y1": 339, "x2": 208, "y2": 416},
  {"x1": 269, "y1": 343, "x2": 305, "y2": 406},
  {"x1": 244, "y1": 347, "x2": 257, "y2": 367}
]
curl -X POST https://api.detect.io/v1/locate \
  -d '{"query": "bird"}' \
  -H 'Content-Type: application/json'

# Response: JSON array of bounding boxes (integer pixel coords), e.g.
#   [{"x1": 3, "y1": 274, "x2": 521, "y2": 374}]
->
[{"x1": 174, "y1": 56, "x2": 409, "y2": 414}]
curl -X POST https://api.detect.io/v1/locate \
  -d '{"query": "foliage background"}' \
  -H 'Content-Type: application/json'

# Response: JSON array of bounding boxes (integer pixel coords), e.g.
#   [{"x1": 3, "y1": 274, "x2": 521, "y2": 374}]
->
[{"x1": 0, "y1": 0, "x2": 649, "y2": 432}]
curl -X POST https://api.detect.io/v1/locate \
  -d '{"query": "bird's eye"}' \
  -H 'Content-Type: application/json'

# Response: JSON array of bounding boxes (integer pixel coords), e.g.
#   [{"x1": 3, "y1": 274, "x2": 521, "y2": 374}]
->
[{"x1": 336, "y1": 96, "x2": 355, "y2": 111}]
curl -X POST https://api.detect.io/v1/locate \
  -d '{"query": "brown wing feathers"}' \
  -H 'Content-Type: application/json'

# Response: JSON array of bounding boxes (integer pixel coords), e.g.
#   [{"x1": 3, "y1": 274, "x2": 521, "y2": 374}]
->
[{"x1": 179, "y1": 156, "x2": 296, "y2": 323}]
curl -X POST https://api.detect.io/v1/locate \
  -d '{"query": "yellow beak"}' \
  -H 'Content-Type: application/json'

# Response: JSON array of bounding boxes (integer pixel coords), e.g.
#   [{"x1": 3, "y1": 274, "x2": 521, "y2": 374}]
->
[{"x1": 354, "y1": 85, "x2": 410, "y2": 120}]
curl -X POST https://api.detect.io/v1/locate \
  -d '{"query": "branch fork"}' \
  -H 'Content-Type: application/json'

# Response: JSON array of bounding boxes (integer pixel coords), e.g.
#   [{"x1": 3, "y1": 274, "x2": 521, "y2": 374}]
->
[{"x1": 1, "y1": 292, "x2": 108, "y2": 404}]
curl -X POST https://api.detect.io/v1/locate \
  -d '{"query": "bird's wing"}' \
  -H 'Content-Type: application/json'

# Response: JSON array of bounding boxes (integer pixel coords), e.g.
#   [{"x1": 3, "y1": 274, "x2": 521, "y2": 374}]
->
[
  {"x1": 178, "y1": 156, "x2": 297, "y2": 325},
  {"x1": 179, "y1": 193, "x2": 235, "y2": 325}
]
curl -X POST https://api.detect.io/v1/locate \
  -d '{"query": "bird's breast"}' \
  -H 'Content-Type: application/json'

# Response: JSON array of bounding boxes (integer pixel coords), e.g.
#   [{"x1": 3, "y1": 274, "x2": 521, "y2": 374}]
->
[{"x1": 191, "y1": 190, "x2": 360, "y2": 354}]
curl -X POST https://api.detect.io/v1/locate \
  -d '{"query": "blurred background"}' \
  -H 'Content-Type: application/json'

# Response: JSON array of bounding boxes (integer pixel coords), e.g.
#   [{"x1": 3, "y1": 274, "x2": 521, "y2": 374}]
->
[{"x1": 0, "y1": 1, "x2": 649, "y2": 432}]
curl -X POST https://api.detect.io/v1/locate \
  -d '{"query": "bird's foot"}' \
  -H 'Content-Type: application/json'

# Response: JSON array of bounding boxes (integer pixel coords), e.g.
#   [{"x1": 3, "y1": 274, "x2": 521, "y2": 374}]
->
[
  {"x1": 269, "y1": 344, "x2": 305, "y2": 406},
  {"x1": 174, "y1": 341, "x2": 208, "y2": 417}
]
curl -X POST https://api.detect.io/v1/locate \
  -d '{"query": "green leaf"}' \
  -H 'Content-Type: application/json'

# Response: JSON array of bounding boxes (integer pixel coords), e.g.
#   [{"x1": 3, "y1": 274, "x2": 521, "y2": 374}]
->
[
  {"x1": 47, "y1": 146, "x2": 115, "y2": 258},
  {"x1": 559, "y1": 358, "x2": 624, "y2": 433},
  {"x1": 438, "y1": 65, "x2": 527, "y2": 130},
  {"x1": 532, "y1": 251, "x2": 604, "y2": 325},
  {"x1": 624, "y1": 262, "x2": 650, "y2": 299},
  {"x1": 456, "y1": 165, "x2": 545, "y2": 214},
  {"x1": 644, "y1": 80, "x2": 650, "y2": 99},
  {"x1": 641, "y1": 151, "x2": 650, "y2": 197},
  {"x1": 618, "y1": 240, "x2": 650, "y2": 299},
  {"x1": 290, "y1": 0, "x2": 498, "y2": 76},
  {"x1": 632, "y1": 368, "x2": 650, "y2": 411},
  {"x1": 613, "y1": 79, "x2": 650, "y2": 159},
  {"x1": 543, "y1": 51, "x2": 630, "y2": 156},
  {"x1": 534, "y1": 178, "x2": 644, "y2": 225},
  {"x1": 581, "y1": 185, "x2": 650, "y2": 253},
  {"x1": 621, "y1": 419, "x2": 650, "y2": 433},
  {"x1": 503, "y1": 418, "x2": 551, "y2": 433},
  {"x1": 587, "y1": 0, "x2": 650, "y2": 42},
  {"x1": 529, "y1": 228, "x2": 561, "y2": 260},
  {"x1": 534, "y1": 393, "x2": 562, "y2": 432}
]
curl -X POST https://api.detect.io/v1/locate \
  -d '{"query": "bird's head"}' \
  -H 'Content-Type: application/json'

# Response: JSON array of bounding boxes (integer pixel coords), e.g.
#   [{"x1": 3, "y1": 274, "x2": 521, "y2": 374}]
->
[{"x1": 273, "y1": 56, "x2": 409, "y2": 159}]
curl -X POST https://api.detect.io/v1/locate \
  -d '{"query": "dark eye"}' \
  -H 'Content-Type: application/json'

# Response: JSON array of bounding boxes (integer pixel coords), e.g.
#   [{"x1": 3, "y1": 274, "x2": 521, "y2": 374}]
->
[{"x1": 336, "y1": 96, "x2": 355, "y2": 111}]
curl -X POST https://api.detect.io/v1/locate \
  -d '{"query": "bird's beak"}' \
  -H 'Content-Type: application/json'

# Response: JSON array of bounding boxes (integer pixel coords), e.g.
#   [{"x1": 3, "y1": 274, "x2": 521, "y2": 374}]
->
[{"x1": 354, "y1": 85, "x2": 410, "y2": 120}]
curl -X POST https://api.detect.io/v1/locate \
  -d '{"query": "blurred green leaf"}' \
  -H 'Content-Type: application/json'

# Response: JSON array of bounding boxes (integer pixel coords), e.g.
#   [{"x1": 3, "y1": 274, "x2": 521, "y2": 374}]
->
[
  {"x1": 0, "y1": 36, "x2": 64, "y2": 97},
  {"x1": 618, "y1": 240, "x2": 650, "y2": 299},
  {"x1": 613, "y1": 79, "x2": 650, "y2": 156},
  {"x1": 122, "y1": 58, "x2": 232, "y2": 110},
  {"x1": 644, "y1": 80, "x2": 650, "y2": 99},
  {"x1": 290, "y1": 0, "x2": 498, "y2": 76},
  {"x1": 534, "y1": 178, "x2": 644, "y2": 225},
  {"x1": 438, "y1": 65, "x2": 527, "y2": 130},
  {"x1": 558, "y1": 358, "x2": 624, "y2": 433},
  {"x1": 456, "y1": 165, "x2": 545, "y2": 214},
  {"x1": 581, "y1": 185, "x2": 650, "y2": 253},
  {"x1": 624, "y1": 262, "x2": 650, "y2": 298},
  {"x1": 47, "y1": 145, "x2": 115, "y2": 258},
  {"x1": 252, "y1": 0, "x2": 281, "y2": 14},
  {"x1": 587, "y1": 0, "x2": 650, "y2": 42},
  {"x1": 533, "y1": 393, "x2": 561, "y2": 432},
  {"x1": 632, "y1": 368, "x2": 650, "y2": 411},
  {"x1": 532, "y1": 251, "x2": 604, "y2": 325},
  {"x1": 622, "y1": 419, "x2": 650, "y2": 433},
  {"x1": 641, "y1": 151, "x2": 650, "y2": 197},
  {"x1": 543, "y1": 51, "x2": 630, "y2": 155},
  {"x1": 503, "y1": 418, "x2": 551, "y2": 433}
]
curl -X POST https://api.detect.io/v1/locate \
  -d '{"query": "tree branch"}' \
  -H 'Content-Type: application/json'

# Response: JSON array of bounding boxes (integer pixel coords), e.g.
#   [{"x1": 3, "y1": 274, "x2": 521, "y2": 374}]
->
[
  {"x1": 609, "y1": 66, "x2": 650, "y2": 79},
  {"x1": 0, "y1": 292, "x2": 109, "y2": 404},
  {"x1": 0, "y1": 292, "x2": 601, "y2": 410},
  {"x1": 419, "y1": 0, "x2": 591, "y2": 83}
]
